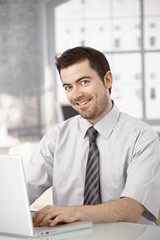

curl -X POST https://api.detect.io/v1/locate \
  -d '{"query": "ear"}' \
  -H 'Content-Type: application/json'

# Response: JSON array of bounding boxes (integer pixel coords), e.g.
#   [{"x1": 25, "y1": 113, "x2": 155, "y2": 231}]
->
[{"x1": 104, "y1": 71, "x2": 112, "y2": 89}]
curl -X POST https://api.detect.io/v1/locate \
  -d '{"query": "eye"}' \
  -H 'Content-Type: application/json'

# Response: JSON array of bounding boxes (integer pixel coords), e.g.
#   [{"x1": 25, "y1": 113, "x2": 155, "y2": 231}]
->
[
  {"x1": 80, "y1": 80, "x2": 90, "y2": 86},
  {"x1": 63, "y1": 85, "x2": 72, "y2": 92}
]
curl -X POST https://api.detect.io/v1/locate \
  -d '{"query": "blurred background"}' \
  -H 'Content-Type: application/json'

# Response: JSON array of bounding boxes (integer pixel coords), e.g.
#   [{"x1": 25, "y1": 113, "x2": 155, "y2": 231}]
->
[{"x1": 0, "y1": 0, "x2": 160, "y2": 152}]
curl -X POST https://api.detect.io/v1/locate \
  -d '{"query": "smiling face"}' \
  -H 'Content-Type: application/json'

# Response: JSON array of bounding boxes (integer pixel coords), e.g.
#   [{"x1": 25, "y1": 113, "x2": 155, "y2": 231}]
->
[{"x1": 60, "y1": 60, "x2": 113, "y2": 125}]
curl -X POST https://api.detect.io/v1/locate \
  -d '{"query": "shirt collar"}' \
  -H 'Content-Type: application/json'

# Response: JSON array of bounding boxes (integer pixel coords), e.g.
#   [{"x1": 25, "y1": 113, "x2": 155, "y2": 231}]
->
[{"x1": 79, "y1": 103, "x2": 120, "y2": 140}]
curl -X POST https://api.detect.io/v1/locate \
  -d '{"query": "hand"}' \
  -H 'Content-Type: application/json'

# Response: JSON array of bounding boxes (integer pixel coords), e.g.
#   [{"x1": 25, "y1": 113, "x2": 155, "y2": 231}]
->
[{"x1": 32, "y1": 205, "x2": 81, "y2": 227}]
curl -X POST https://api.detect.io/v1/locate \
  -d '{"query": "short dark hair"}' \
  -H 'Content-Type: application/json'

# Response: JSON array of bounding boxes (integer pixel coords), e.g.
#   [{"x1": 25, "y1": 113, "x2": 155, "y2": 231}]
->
[{"x1": 55, "y1": 46, "x2": 111, "y2": 94}]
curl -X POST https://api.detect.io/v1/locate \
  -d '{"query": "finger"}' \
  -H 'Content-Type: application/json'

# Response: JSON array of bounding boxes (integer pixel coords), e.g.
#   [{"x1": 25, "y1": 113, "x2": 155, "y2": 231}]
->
[
  {"x1": 33, "y1": 212, "x2": 50, "y2": 226},
  {"x1": 32, "y1": 206, "x2": 54, "y2": 225},
  {"x1": 49, "y1": 215, "x2": 65, "y2": 227},
  {"x1": 38, "y1": 213, "x2": 56, "y2": 227},
  {"x1": 32, "y1": 207, "x2": 47, "y2": 221},
  {"x1": 49, "y1": 213, "x2": 75, "y2": 227},
  {"x1": 33, "y1": 212, "x2": 46, "y2": 227}
]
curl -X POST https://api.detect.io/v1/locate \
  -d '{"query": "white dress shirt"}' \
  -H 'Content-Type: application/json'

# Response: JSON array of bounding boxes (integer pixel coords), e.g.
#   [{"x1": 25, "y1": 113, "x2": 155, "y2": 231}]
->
[{"x1": 25, "y1": 104, "x2": 160, "y2": 225}]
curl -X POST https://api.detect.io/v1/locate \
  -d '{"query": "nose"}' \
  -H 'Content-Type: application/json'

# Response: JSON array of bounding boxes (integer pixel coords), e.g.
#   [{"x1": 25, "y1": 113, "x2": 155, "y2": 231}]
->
[{"x1": 72, "y1": 86, "x2": 84, "y2": 100}]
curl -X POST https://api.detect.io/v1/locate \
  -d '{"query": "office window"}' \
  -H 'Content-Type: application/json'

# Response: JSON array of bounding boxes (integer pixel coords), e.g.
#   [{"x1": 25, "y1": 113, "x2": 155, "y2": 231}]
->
[
  {"x1": 145, "y1": 53, "x2": 160, "y2": 120},
  {"x1": 0, "y1": 0, "x2": 42, "y2": 148},
  {"x1": 1, "y1": 0, "x2": 159, "y2": 149},
  {"x1": 114, "y1": 38, "x2": 121, "y2": 48},
  {"x1": 54, "y1": 0, "x2": 160, "y2": 128},
  {"x1": 149, "y1": 36, "x2": 156, "y2": 46}
]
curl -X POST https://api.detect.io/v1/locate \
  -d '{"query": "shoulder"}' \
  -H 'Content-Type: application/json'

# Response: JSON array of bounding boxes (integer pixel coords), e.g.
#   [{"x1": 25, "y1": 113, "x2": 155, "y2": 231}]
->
[
  {"x1": 44, "y1": 115, "x2": 81, "y2": 140},
  {"x1": 117, "y1": 111, "x2": 159, "y2": 143}
]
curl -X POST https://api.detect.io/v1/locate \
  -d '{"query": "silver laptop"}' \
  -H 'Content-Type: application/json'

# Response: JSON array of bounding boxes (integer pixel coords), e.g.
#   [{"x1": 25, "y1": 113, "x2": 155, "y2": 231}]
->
[{"x1": 0, "y1": 155, "x2": 93, "y2": 238}]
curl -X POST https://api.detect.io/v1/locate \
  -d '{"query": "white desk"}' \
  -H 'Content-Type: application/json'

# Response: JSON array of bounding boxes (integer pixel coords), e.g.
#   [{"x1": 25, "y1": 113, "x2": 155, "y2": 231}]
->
[{"x1": 0, "y1": 222, "x2": 160, "y2": 240}]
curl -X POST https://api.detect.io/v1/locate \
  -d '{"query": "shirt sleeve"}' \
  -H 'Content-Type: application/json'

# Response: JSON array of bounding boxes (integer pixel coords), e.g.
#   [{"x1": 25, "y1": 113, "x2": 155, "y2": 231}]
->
[
  {"x1": 121, "y1": 135, "x2": 160, "y2": 222},
  {"x1": 24, "y1": 130, "x2": 55, "y2": 205}
]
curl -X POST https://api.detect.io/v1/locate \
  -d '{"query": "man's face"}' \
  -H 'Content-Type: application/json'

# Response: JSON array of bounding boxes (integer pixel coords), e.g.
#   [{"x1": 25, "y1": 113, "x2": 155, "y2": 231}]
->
[{"x1": 60, "y1": 60, "x2": 112, "y2": 124}]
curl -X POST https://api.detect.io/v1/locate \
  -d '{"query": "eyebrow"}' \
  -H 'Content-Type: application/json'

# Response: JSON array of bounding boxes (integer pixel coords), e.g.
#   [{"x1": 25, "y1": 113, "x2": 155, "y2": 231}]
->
[{"x1": 62, "y1": 76, "x2": 92, "y2": 87}]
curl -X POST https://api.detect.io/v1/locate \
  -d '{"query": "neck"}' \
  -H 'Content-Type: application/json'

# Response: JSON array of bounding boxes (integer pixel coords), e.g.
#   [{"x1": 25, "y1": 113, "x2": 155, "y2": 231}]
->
[{"x1": 89, "y1": 99, "x2": 113, "y2": 125}]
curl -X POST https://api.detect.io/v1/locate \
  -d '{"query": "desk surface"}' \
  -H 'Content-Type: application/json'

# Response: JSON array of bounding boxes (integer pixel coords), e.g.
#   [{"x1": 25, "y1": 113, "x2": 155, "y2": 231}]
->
[{"x1": 0, "y1": 222, "x2": 160, "y2": 240}]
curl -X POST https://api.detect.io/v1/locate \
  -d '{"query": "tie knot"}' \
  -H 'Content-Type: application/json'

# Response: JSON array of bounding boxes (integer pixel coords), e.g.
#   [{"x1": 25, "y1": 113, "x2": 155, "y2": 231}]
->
[{"x1": 87, "y1": 127, "x2": 98, "y2": 142}]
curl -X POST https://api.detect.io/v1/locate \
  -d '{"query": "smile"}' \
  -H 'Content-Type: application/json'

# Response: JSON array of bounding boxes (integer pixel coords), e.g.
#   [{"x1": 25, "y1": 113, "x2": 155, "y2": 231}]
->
[{"x1": 77, "y1": 99, "x2": 91, "y2": 106}]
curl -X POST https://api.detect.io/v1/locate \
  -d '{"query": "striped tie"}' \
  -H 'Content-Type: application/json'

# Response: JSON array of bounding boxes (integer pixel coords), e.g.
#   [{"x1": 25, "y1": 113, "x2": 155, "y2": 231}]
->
[{"x1": 84, "y1": 126, "x2": 101, "y2": 205}]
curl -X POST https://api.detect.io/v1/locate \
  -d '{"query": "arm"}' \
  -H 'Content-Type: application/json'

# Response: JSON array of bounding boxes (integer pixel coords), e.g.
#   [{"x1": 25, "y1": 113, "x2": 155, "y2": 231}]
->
[{"x1": 33, "y1": 197, "x2": 144, "y2": 227}]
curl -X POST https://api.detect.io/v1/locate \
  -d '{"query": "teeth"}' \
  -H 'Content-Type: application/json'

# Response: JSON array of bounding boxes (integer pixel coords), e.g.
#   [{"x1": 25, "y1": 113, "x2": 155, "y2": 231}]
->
[{"x1": 78, "y1": 100, "x2": 89, "y2": 106}]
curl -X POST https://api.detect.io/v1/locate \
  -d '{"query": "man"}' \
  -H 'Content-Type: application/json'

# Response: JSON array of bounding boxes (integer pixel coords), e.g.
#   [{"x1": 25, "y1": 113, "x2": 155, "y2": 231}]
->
[{"x1": 25, "y1": 46, "x2": 160, "y2": 227}]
